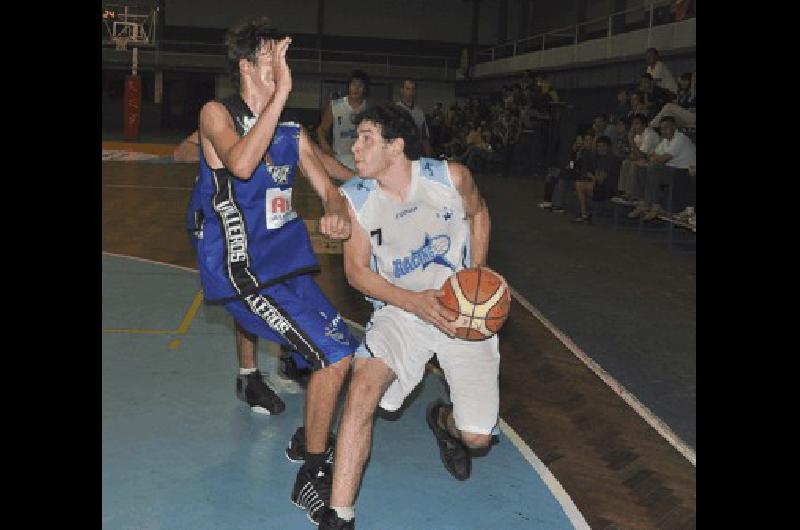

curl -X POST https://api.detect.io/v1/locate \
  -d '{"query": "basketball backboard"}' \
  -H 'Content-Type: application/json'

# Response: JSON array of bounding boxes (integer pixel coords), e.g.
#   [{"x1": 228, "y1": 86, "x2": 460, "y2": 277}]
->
[{"x1": 103, "y1": 1, "x2": 158, "y2": 48}]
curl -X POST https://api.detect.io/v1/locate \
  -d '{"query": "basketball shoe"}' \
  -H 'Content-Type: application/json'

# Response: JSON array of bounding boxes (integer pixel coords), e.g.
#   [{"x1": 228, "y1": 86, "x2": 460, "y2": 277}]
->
[
  {"x1": 291, "y1": 462, "x2": 333, "y2": 524},
  {"x1": 318, "y1": 507, "x2": 355, "y2": 530},
  {"x1": 426, "y1": 399, "x2": 471, "y2": 480},
  {"x1": 235, "y1": 370, "x2": 285, "y2": 415},
  {"x1": 285, "y1": 426, "x2": 336, "y2": 464}
]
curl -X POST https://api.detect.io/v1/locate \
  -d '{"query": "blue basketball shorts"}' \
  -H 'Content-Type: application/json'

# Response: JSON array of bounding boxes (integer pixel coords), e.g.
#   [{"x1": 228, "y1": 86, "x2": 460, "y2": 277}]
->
[{"x1": 224, "y1": 274, "x2": 357, "y2": 371}]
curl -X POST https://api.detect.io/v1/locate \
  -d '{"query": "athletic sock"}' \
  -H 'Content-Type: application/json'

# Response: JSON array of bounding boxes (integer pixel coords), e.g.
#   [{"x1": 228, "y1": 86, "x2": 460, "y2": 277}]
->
[
  {"x1": 331, "y1": 506, "x2": 355, "y2": 521},
  {"x1": 305, "y1": 451, "x2": 326, "y2": 471},
  {"x1": 239, "y1": 367, "x2": 257, "y2": 375}
]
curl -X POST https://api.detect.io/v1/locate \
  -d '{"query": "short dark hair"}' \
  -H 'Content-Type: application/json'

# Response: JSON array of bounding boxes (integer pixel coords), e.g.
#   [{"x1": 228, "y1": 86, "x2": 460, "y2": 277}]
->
[
  {"x1": 225, "y1": 16, "x2": 283, "y2": 90},
  {"x1": 353, "y1": 103, "x2": 422, "y2": 160},
  {"x1": 350, "y1": 69, "x2": 371, "y2": 96},
  {"x1": 659, "y1": 115, "x2": 676, "y2": 125},
  {"x1": 596, "y1": 136, "x2": 612, "y2": 147},
  {"x1": 631, "y1": 113, "x2": 648, "y2": 126},
  {"x1": 646, "y1": 47, "x2": 659, "y2": 57}
]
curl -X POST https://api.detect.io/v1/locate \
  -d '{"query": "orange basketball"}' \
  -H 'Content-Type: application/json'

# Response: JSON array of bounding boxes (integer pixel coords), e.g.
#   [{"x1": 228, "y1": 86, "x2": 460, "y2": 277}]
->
[{"x1": 438, "y1": 266, "x2": 511, "y2": 340}]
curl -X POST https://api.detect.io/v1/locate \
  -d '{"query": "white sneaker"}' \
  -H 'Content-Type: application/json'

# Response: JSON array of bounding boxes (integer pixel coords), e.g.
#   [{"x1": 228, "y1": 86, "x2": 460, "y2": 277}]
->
[{"x1": 538, "y1": 201, "x2": 552, "y2": 209}]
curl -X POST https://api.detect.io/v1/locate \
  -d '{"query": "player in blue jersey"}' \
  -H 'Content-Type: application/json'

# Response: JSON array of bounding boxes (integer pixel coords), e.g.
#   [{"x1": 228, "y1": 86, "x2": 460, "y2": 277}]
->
[
  {"x1": 316, "y1": 104, "x2": 503, "y2": 530},
  {"x1": 190, "y1": 17, "x2": 357, "y2": 524}
]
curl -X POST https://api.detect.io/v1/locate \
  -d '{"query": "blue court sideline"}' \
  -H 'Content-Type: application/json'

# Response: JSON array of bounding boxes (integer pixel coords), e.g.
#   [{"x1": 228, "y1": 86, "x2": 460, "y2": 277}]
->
[{"x1": 102, "y1": 254, "x2": 586, "y2": 529}]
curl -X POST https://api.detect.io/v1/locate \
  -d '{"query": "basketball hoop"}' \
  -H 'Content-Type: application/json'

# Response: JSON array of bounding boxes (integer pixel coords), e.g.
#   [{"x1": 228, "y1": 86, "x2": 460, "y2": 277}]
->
[{"x1": 114, "y1": 35, "x2": 129, "y2": 51}]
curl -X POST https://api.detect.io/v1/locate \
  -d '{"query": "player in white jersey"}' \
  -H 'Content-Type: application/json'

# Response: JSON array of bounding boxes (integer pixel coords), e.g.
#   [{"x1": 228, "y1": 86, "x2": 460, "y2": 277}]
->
[
  {"x1": 317, "y1": 69, "x2": 370, "y2": 171},
  {"x1": 315, "y1": 103, "x2": 502, "y2": 530}
]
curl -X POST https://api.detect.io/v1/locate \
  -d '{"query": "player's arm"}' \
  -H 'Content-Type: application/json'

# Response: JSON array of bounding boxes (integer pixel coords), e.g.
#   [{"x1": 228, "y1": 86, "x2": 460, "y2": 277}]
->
[
  {"x1": 173, "y1": 131, "x2": 200, "y2": 162},
  {"x1": 449, "y1": 162, "x2": 490, "y2": 267},
  {"x1": 316, "y1": 104, "x2": 335, "y2": 156},
  {"x1": 298, "y1": 129, "x2": 350, "y2": 239},
  {"x1": 311, "y1": 141, "x2": 356, "y2": 182},
  {"x1": 342, "y1": 201, "x2": 456, "y2": 335},
  {"x1": 199, "y1": 37, "x2": 292, "y2": 180}
]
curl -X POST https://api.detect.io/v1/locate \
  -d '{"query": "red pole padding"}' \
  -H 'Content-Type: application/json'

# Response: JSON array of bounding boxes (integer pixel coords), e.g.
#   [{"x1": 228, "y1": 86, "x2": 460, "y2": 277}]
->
[{"x1": 123, "y1": 75, "x2": 142, "y2": 141}]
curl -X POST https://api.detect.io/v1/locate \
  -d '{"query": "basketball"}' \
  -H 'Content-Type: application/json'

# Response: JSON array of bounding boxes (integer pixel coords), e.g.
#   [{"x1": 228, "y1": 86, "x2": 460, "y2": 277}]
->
[{"x1": 438, "y1": 266, "x2": 511, "y2": 340}]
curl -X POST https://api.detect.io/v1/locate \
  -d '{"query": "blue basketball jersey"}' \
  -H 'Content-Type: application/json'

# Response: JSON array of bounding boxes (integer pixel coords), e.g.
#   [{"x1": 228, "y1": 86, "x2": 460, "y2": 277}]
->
[{"x1": 190, "y1": 94, "x2": 319, "y2": 303}]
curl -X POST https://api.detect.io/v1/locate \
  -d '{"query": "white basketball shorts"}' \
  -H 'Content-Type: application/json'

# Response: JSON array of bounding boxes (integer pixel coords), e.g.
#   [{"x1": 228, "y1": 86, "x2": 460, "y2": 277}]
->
[{"x1": 355, "y1": 304, "x2": 500, "y2": 435}]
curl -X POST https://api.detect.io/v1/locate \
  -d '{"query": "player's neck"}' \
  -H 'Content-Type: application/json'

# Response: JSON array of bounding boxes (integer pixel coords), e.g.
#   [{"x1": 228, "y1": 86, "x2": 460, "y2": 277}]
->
[
  {"x1": 376, "y1": 158, "x2": 413, "y2": 202},
  {"x1": 240, "y1": 84, "x2": 275, "y2": 117}
]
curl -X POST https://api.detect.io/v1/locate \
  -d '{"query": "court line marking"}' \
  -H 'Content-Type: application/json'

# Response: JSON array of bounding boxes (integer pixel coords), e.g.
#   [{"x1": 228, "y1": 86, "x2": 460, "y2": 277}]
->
[
  {"x1": 508, "y1": 285, "x2": 696, "y2": 467},
  {"x1": 100, "y1": 252, "x2": 591, "y2": 528}
]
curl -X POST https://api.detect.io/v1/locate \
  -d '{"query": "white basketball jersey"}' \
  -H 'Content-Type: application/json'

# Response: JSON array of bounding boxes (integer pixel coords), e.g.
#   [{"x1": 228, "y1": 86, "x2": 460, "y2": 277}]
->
[
  {"x1": 331, "y1": 97, "x2": 365, "y2": 170},
  {"x1": 341, "y1": 158, "x2": 471, "y2": 308}
]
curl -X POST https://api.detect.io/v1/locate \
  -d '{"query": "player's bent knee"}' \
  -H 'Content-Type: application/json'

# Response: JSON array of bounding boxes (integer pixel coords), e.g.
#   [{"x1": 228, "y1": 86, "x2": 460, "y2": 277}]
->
[{"x1": 460, "y1": 432, "x2": 492, "y2": 449}]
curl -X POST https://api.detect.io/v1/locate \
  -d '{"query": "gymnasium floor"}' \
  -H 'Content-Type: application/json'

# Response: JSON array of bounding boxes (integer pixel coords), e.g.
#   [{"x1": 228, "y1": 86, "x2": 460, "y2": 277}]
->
[{"x1": 102, "y1": 141, "x2": 696, "y2": 529}]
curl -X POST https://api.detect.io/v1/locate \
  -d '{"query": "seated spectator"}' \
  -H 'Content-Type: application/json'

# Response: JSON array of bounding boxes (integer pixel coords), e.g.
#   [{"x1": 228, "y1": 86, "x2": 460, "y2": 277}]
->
[
  {"x1": 612, "y1": 89, "x2": 631, "y2": 123},
  {"x1": 645, "y1": 47, "x2": 678, "y2": 95},
  {"x1": 628, "y1": 116, "x2": 696, "y2": 221},
  {"x1": 619, "y1": 113, "x2": 661, "y2": 201},
  {"x1": 539, "y1": 134, "x2": 585, "y2": 211},
  {"x1": 492, "y1": 108, "x2": 521, "y2": 177},
  {"x1": 574, "y1": 136, "x2": 621, "y2": 222},
  {"x1": 649, "y1": 72, "x2": 696, "y2": 129},
  {"x1": 535, "y1": 74, "x2": 560, "y2": 103},
  {"x1": 456, "y1": 121, "x2": 492, "y2": 172},
  {"x1": 612, "y1": 118, "x2": 631, "y2": 159},
  {"x1": 640, "y1": 73, "x2": 676, "y2": 119},
  {"x1": 627, "y1": 90, "x2": 650, "y2": 121},
  {"x1": 592, "y1": 114, "x2": 617, "y2": 149}
]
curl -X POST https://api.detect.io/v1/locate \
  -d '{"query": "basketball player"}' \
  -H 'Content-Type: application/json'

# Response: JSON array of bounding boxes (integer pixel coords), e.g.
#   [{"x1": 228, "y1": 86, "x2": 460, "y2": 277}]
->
[
  {"x1": 316, "y1": 104, "x2": 502, "y2": 529},
  {"x1": 395, "y1": 78, "x2": 432, "y2": 156},
  {"x1": 316, "y1": 70, "x2": 370, "y2": 171},
  {"x1": 188, "y1": 17, "x2": 357, "y2": 524}
]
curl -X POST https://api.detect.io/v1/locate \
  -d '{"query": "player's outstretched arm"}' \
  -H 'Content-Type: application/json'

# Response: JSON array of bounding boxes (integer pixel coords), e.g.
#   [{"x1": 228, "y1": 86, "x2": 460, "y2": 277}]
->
[
  {"x1": 342, "y1": 202, "x2": 457, "y2": 335},
  {"x1": 298, "y1": 129, "x2": 351, "y2": 239},
  {"x1": 310, "y1": 141, "x2": 356, "y2": 182},
  {"x1": 449, "y1": 161, "x2": 491, "y2": 267}
]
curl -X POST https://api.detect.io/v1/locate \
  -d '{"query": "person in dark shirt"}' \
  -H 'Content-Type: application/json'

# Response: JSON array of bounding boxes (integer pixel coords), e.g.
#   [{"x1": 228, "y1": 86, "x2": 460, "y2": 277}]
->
[
  {"x1": 640, "y1": 73, "x2": 675, "y2": 118},
  {"x1": 612, "y1": 89, "x2": 631, "y2": 123},
  {"x1": 574, "y1": 136, "x2": 621, "y2": 222}
]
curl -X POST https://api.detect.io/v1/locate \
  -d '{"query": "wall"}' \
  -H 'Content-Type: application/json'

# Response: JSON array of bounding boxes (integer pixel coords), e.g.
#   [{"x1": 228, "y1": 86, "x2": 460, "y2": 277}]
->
[{"x1": 165, "y1": 0, "x2": 500, "y2": 45}]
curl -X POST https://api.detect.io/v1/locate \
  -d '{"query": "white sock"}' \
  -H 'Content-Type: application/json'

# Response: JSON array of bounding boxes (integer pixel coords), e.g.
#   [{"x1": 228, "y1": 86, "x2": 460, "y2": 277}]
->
[
  {"x1": 239, "y1": 367, "x2": 257, "y2": 375},
  {"x1": 331, "y1": 506, "x2": 355, "y2": 521}
]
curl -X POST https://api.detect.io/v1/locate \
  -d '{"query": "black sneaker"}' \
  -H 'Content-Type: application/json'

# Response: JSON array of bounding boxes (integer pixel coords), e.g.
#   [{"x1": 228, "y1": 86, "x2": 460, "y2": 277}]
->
[
  {"x1": 426, "y1": 400, "x2": 471, "y2": 480},
  {"x1": 235, "y1": 370, "x2": 285, "y2": 415},
  {"x1": 318, "y1": 507, "x2": 355, "y2": 530},
  {"x1": 286, "y1": 426, "x2": 336, "y2": 464},
  {"x1": 291, "y1": 462, "x2": 333, "y2": 524}
]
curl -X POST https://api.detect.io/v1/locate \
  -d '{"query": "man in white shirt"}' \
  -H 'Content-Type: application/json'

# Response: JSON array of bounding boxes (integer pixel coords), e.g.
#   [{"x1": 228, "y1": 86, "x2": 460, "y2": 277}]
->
[
  {"x1": 317, "y1": 70, "x2": 370, "y2": 171},
  {"x1": 645, "y1": 48, "x2": 678, "y2": 95},
  {"x1": 630, "y1": 116, "x2": 696, "y2": 220},
  {"x1": 621, "y1": 113, "x2": 660, "y2": 202},
  {"x1": 396, "y1": 78, "x2": 432, "y2": 156}
]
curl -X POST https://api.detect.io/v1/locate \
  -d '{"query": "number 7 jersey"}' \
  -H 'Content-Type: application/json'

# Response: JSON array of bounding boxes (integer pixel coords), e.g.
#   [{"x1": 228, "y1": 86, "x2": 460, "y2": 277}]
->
[{"x1": 340, "y1": 158, "x2": 471, "y2": 306}]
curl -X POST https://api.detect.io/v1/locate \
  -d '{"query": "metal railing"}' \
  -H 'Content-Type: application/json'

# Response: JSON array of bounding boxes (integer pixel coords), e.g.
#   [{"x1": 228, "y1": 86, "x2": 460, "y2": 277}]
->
[
  {"x1": 101, "y1": 39, "x2": 458, "y2": 78},
  {"x1": 477, "y1": 0, "x2": 694, "y2": 64}
]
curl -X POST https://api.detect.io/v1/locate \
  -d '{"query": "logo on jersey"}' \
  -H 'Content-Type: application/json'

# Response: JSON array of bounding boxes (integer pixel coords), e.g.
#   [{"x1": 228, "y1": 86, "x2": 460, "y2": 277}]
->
[
  {"x1": 321, "y1": 311, "x2": 349, "y2": 345},
  {"x1": 395, "y1": 206, "x2": 418, "y2": 220},
  {"x1": 437, "y1": 206, "x2": 454, "y2": 221},
  {"x1": 266, "y1": 188, "x2": 297, "y2": 229},
  {"x1": 239, "y1": 115, "x2": 257, "y2": 135},
  {"x1": 268, "y1": 165, "x2": 291, "y2": 185},
  {"x1": 422, "y1": 160, "x2": 437, "y2": 177},
  {"x1": 392, "y1": 234, "x2": 455, "y2": 278}
]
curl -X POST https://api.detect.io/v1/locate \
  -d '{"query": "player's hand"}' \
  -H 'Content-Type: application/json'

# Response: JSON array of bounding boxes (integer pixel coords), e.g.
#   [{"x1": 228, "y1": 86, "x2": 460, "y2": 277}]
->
[
  {"x1": 273, "y1": 36, "x2": 293, "y2": 98},
  {"x1": 319, "y1": 212, "x2": 351, "y2": 240},
  {"x1": 405, "y1": 289, "x2": 459, "y2": 337}
]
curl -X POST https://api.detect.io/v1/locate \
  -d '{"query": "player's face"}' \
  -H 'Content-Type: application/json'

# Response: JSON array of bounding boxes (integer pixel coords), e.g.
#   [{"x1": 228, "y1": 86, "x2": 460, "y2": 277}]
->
[
  {"x1": 352, "y1": 121, "x2": 391, "y2": 177},
  {"x1": 349, "y1": 79, "x2": 365, "y2": 100},
  {"x1": 248, "y1": 39, "x2": 277, "y2": 89}
]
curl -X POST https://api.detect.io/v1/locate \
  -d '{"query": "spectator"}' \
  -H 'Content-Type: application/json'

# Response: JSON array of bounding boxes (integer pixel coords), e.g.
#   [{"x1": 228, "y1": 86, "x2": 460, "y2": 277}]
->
[
  {"x1": 627, "y1": 90, "x2": 650, "y2": 120},
  {"x1": 395, "y1": 78, "x2": 432, "y2": 156},
  {"x1": 612, "y1": 89, "x2": 631, "y2": 123},
  {"x1": 640, "y1": 73, "x2": 676, "y2": 119},
  {"x1": 539, "y1": 134, "x2": 585, "y2": 211},
  {"x1": 649, "y1": 72, "x2": 696, "y2": 129},
  {"x1": 628, "y1": 116, "x2": 696, "y2": 220},
  {"x1": 574, "y1": 136, "x2": 621, "y2": 223},
  {"x1": 612, "y1": 118, "x2": 631, "y2": 159},
  {"x1": 592, "y1": 114, "x2": 617, "y2": 148},
  {"x1": 645, "y1": 47, "x2": 678, "y2": 95},
  {"x1": 493, "y1": 108, "x2": 521, "y2": 177},
  {"x1": 619, "y1": 113, "x2": 660, "y2": 201},
  {"x1": 457, "y1": 121, "x2": 492, "y2": 172},
  {"x1": 535, "y1": 74, "x2": 560, "y2": 103},
  {"x1": 429, "y1": 102, "x2": 446, "y2": 154}
]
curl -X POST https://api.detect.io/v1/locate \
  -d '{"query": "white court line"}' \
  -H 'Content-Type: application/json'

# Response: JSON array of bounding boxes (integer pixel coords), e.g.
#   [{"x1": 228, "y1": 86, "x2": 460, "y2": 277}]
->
[
  {"x1": 104, "y1": 184, "x2": 193, "y2": 191},
  {"x1": 101, "y1": 252, "x2": 592, "y2": 528},
  {"x1": 508, "y1": 286, "x2": 696, "y2": 467}
]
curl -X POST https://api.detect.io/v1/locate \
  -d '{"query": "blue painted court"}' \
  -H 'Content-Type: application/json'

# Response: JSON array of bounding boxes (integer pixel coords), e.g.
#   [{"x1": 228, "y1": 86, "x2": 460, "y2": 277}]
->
[{"x1": 102, "y1": 254, "x2": 587, "y2": 529}]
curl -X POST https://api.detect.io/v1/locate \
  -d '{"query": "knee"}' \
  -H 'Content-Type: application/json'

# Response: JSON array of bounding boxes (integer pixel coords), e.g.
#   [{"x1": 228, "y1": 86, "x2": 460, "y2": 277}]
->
[{"x1": 460, "y1": 432, "x2": 492, "y2": 449}]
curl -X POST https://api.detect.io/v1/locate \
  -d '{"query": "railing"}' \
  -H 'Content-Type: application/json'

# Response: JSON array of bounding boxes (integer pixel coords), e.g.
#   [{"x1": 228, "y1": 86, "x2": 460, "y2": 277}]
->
[
  {"x1": 101, "y1": 39, "x2": 457, "y2": 78},
  {"x1": 477, "y1": 0, "x2": 694, "y2": 64}
]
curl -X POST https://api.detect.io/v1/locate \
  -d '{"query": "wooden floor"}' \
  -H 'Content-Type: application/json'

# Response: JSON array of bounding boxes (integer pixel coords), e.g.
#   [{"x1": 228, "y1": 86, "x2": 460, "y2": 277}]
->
[{"x1": 102, "y1": 160, "x2": 696, "y2": 530}]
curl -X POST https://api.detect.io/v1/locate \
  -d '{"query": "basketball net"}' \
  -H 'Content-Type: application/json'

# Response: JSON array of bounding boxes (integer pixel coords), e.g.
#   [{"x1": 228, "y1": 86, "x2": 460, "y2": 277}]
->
[{"x1": 114, "y1": 36, "x2": 129, "y2": 51}]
